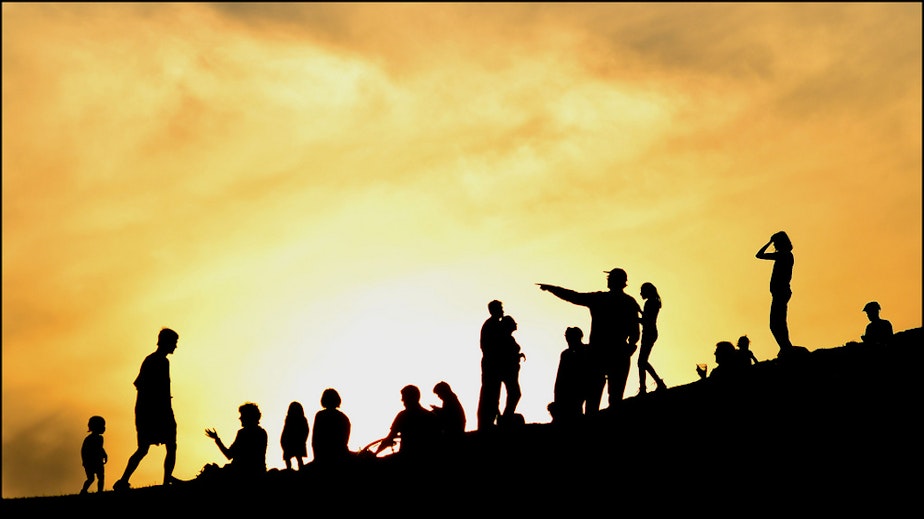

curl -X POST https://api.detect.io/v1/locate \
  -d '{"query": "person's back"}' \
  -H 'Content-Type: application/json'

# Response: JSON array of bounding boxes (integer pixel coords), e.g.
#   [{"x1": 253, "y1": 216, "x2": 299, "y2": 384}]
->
[{"x1": 312, "y1": 408, "x2": 352, "y2": 463}]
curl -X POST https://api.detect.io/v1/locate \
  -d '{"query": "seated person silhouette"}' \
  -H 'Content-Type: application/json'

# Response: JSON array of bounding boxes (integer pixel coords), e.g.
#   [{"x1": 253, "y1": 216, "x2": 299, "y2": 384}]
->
[
  {"x1": 311, "y1": 388, "x2": 353, "y2": 466},
  {"x1": 375, "y1": 385, "x2": 440, "y2": 461},
  {"x1": 703, "y1": 341, "x2": 743, "y2": 380},
  {"x1": 737, "y1": 335, "x2": 759, "y2": 366},
  {"x1": 861, "y1": 301, "x2": 893, "y2": 346},
  {"x1": 549, "y1": 326, "x2": 590, "y2": 423},
  {"x1": 204, "y1": 402, "x2": 268, "y2": 482},
  {"x1": 431, "y1": 381, "x2": 466, "y2": 440}
]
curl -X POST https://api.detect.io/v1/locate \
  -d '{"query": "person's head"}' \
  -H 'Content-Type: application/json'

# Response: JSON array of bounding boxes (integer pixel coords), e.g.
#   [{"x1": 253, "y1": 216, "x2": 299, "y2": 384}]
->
[
  {"x1": 737, "y1": 335, "x2": 750, "y2": 351},
  {"x1": 714, "y1": 341, "x2": 736, "y2": 365},
  {"x1": 400, "y1": 385, "x2": 421, "y2": 407},
  {"x1": 88, "y1": 415, "x2": 106, "y2": 434},
  {"x1": 320, "y1": 388, "x2": 342, "y2": 409},
  {"x1": 771, "y1": 231, "x2": 793, "y2": 252},
  {"x1": 605, "y1": 268, "x2": 628, "y2": 291},
  {"x1": 640, "y1": 282, "x2": 658, "y2": 300},
  {"x1": 286, "y1": 401, "x2": 304, "y2": 418},
  {"x1": 863, "y1": 301, "x2": 881, "y2": 320},
  {"x1": 433, "y1": 381, "x2": 453, "y2": 400},
  {"x1": 239, "y1": 402, "x2": 261, "y2": 427},
  {"x1": 501, "y1": 315, "x2": 517, "y2": 333},
  {"x1": 157, "y1": 327, "x2": 179, "y2": 354},
  {"x1": 487, "y1": 300, "x2": 504, "y2": 318},
  {"x1": 565, "y1": 326, "x2": 584, "y2": 347}
]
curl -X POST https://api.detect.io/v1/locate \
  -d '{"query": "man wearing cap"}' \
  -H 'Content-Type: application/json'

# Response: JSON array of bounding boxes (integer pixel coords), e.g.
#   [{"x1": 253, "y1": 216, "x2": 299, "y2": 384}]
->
[
  {"x1": 861, "y1": 301, "x2": 893, "y2": 346},
  {"x1": 538, "y1": 268, "x2": 641, "y2": 413}
]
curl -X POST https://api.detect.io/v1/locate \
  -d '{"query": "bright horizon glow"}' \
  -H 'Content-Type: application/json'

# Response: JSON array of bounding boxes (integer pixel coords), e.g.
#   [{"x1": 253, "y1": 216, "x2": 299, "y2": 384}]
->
[{"x1": 3, "y1": 3, "x2": 921, "y2": 498}]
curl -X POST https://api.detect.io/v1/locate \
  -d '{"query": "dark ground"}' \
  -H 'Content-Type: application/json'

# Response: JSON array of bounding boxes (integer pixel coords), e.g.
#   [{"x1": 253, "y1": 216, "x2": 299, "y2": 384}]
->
[{"x1": 4, "y1": 328, "x2": 922, "y2": 516}]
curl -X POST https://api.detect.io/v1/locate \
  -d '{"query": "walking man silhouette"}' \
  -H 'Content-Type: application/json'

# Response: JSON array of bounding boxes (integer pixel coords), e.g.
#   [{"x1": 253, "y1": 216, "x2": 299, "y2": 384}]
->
[
  {"x1": 113, "y1": 327, "x2": 181, "y2": 490},
  {"x1": 539, "y1": 268, "x2": 641, "y2": 412}
]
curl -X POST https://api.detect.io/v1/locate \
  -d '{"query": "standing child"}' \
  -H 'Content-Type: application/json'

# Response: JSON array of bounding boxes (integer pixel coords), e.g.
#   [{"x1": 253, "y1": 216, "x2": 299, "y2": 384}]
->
[
  {"x1": 80, "y1": 415, "x2": 108, "y2": 494},
  {"x1": 737, "y1": 335, "x2": 759, "y2": 366},
  {"x1": 280, "y1": 401, "x2": 309, "y2": 470}
]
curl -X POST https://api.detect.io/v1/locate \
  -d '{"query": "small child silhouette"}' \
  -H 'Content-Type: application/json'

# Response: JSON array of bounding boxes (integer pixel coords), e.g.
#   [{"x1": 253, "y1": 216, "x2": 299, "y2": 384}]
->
[
  {"x1": 280, "y1": 401, "x2": 309, "y2": 470},
  {"x1": 80, "y1": 415, "x2": 108, "y2": 494},
  {"x1": 737, "y1": 335, "x2": 759, "y2": 366}
]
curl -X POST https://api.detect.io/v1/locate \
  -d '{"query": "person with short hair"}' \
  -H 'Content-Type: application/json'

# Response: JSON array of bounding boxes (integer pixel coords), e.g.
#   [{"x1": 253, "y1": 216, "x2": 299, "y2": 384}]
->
[
  {"x1": 80, "y1": 415, "x2": 108, "y2": 494},
  {"x1": 205, "y1": 402, "x2": 268, "y2": 480},
  {"x1": 113, "y1": 327, "x2": 181, "y2": 491},
  {"x1": 861, "y1": 301, "x2": 893, "y2": 346}
]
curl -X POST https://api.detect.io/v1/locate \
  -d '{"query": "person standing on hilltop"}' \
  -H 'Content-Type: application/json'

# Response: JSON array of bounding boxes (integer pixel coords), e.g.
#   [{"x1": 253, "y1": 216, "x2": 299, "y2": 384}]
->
[
  {"x1": 637, "y1": 282, "x2": 667, "y2": 395},
  {"x1": 539, "y1": 267, "x2": 641, "y2": 412},
  {"x1": 113, "y1": 327, "x2": 182, "y2": 491},
  {"x1": 756, "y1": 231, "x2": 795, "y2": 355},
  {"x1": 477, "y1": 300, "x2": 515, "y2": 430},
  {"x1": 80, "y1": 415, "x2": 108, "y2": 494}
]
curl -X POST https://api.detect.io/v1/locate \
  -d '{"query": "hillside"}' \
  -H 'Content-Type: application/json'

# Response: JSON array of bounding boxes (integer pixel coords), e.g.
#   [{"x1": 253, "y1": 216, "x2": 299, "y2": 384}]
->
[{"x1": 4, "y1": 327, "x2": 922, "y2": 515}]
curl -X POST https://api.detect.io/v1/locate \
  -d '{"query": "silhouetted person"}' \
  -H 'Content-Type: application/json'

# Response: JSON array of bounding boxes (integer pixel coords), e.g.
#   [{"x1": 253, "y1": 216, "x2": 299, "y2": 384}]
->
[
  {"x1": 539, "y1": 267, "x2": 641, "y2": 412},
  {"x1": 80, "y1": 415, "x2": 108, "y2": 494},
  {"x1": 861, "y1": 301, "x2": 893, "y2": 346},
  {"x1": 477, "y1": 300, "x2": 523, "y2": 429},
  {"x1": 756, "y1": 231, "x2": 795, "y2": 353},
  {"x1": 707, "y1": 341, "x2": 742, "y2": 379},
  {"x1": 638, "y1": 282, "x2": 667, "y2": 394},
  {"x1": 376, "y1": 385, "x2": 440, "y2": 459},
  {"x1": 498, "y1": 314, "x2": 525, "y2": 425},
  {"x1": 311, "y1": 388, "x2": 353, "y2": 466},
  {"x1": 113, "y1": 327, "x2": 181, "y2": 491},
  {"x1": 737, "y1": 335, "x2": 758, "y2": 366},
  {"x1": 281, "y1": 401, "x2": 309, "y2": 471},
  {"x1": 431, "y1": 381, "x2": 466, "y2": 439},
  {"x1": 549, "y1": 326, "x2": 590, "y2": 423},
  {"x1": 205, "y1": 402, "x2": 268, "y2": 481}
]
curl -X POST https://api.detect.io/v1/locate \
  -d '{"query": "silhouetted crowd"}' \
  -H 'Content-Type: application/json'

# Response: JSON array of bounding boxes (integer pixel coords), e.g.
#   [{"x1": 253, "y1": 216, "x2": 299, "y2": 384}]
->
[{"x1": 80, "y1": 230, "x2": 897, "y2": 494}]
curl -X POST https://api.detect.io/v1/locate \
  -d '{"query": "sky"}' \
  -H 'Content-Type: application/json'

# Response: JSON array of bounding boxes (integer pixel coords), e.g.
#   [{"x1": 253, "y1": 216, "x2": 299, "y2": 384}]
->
[{"x1": 2, "y1": 2, "x2": 921, "y2": 499}]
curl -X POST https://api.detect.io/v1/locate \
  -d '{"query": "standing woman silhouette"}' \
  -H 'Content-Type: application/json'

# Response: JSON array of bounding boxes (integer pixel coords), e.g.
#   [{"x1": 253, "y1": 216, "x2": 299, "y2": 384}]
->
[
  {"x1": 756, "y1": 231, "x2": 794, "y2": 354},
  {"x1": 638, "y1": 282, "x2": 667, "y2": 394}
]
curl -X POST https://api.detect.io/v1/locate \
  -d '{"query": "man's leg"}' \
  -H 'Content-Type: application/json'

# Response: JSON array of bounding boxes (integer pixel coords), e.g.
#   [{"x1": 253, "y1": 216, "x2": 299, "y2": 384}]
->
[
  {"x1": 114, "y1": 444, "x2": 149, "y2": 489},
  {"x1": 163, "y1": 441, "x2": 178, "y2": 484},
  {"x1": 477, "y1": 368, "x2": 501, "y2": 430},
  {"x1": 607, "y1": 354, "x2": 631, "y2": 407}
]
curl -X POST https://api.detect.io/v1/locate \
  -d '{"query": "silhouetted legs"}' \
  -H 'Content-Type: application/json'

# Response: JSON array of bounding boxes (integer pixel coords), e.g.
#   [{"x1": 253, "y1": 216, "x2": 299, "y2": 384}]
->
[
  {"x1": 770, "y1": 289, "x2": 793, "y2": 351},
  {"x1": 610, "y1": 353, "x2": 632, "y2": 404},
  {"x1": 500, "y1": 368, "x2": 521, "y2": 419},
  {"x1": 116, "y1": 441, "x2": 177, "y2": 488},
  {"x1": 80, "y1": 466, "x2": 104, "y2": 494},
  {"x1": 586, "y1": 347, "x2": 632, "y2": 411},
  {"x1": 638, "y1": 340, "x2": 666, "y2": 393},
  {"x1": 477, "y1": 368, "x2": 502, "y2": 430}
]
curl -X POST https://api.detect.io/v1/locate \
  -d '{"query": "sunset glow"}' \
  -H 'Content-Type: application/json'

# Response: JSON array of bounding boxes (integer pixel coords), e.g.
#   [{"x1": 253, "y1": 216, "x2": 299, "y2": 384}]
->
[{"x1": 3, "y1": 3, "x2": 921, "y2": 498}]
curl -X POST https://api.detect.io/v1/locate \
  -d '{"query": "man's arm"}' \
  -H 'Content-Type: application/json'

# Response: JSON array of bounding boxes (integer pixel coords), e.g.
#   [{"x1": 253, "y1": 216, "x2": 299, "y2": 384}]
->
[{"x1": 537, "y1": 284, "x2": 590, "y2": 306}]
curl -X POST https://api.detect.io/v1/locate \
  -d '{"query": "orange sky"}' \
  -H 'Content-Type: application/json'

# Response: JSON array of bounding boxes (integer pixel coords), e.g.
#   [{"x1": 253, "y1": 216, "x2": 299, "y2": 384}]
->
[{"x1": 2, "y1": 3, "x2": 921, "y2": 498}]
